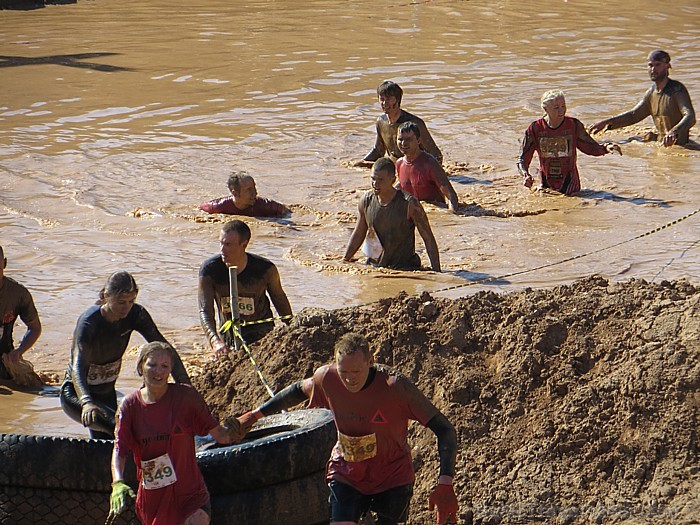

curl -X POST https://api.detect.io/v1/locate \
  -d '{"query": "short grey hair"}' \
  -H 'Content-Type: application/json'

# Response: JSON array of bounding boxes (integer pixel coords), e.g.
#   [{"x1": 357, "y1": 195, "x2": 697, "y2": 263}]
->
[{"x1": 541, "y1": 90, "x2": 565, "y2": 108}]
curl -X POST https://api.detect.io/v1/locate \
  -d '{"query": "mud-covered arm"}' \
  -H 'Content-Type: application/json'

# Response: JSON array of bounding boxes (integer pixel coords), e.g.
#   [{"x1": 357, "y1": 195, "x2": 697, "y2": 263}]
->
[
  {"x1": 591, "y1": 91, "x2": 651, "y2": 133},
  {"x1": 575, "y1": 119, "x2": 610, "y2": 157},
  {"x1": 266, "y1": 265, "x2": 293, "y2": 323},
  {"x1": 363, "y1": 120, "x2": 387, "y2": 161},
  {"x1": 13, "y1": 317, "x2": 41, "y2": 357},
  {"x1": 198, "y1": 274, "x2": 223, "y2": 350},
  {"x1": 432, "y1": 163, "x2": 459, "y2": 212},
  {"x1": 409, "y1": 199, "x2": 441, "y2": 272},
  {"x1": 516, "y1": 123, "x2": 537, "y2": 178},
  {"x1": 258, "y1": 380, "x2": 312, "y2": 417},
  {"x1": 343, "y1": 200, "x2": 369, "y2": 261},
  {"x1": 418, "y1": 120, "x2": 443, "y2": 164},
  {"x1": 426, "y1": 412, "x2": 458, "y2": 478},
  {"x1": 671, "y1": 87, "x2": 696, "y2": 138}
]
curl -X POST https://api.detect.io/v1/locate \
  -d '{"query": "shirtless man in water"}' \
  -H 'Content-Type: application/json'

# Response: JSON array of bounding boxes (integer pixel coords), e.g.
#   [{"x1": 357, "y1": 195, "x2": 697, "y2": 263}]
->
[
  {"x1": 589, "y1": 50, "x2": 696, "y2": 146},
  {"x1": 358, "y1": 81, "x2": 443, "y2": 166}
]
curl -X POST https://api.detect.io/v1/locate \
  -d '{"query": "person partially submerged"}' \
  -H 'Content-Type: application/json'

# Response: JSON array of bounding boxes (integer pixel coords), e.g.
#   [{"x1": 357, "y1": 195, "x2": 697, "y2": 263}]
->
[
  {"x1": 344, "y1": 157, "x2": 441, "y2": 272},
  {"x1": 199, "y1": 172, "x2": 289, "y2": 218},
  {"x1": 517, "y1": 90, "x2": 622, "y2": 195},
  {"x1": 358, "y1": 80, "x2": 443, "y2": 166},
  {"x1": 589, "y1": 50, "x2": 696, "y2": 147}
]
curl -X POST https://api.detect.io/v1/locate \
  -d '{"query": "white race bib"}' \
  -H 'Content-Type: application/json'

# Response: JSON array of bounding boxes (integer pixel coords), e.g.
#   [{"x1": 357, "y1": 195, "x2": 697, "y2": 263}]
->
[
  {"x1": 237, "y1": 296, "x2": 255, "y2": 315},
  {"x1": 87, "y1": 360, "x2": 122, "y2": 385},
  {"x1": 361, "y1": 228, "x2": 383, "y2": 261},
  {"x1": 141, "y1": 453, "x2": 177, "y2": 490}
]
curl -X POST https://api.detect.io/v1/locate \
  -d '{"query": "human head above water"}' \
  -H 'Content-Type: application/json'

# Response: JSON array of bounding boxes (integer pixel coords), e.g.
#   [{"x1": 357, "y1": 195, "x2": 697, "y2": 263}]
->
[
  {"x1": 98, "y1": 271, "x2": 138, "y2": 304},
  {"x1": 334, "y1": 332, "x2": 372, "y2": 361},
  {"x1": 227, "y1": 172, "x2": 255, "y2": 194},
  {"x1": 0, "y1": 245, "x2": 6, "y2": 271},
  {"x1": 648, "y1": 49, "x2": 671, "y2": 64},
  {"x1": 398, "y1": 120, "x2": 421, "y2": 140},
  {"x1": 372, "y1": 156, "x2": 396, "y2": 178},
  {"x1": 136, "y1": 341, "x2": 175, "y2": 377},
  {"x1": 377, "y1": 81, "x2": 403, "y2": 105},
  {"x1": 541, "y1": 89, "x2": 565, "y2": 109},
  {"x1": 221, "y1": 219, "x2": 252, "y2": 244}
]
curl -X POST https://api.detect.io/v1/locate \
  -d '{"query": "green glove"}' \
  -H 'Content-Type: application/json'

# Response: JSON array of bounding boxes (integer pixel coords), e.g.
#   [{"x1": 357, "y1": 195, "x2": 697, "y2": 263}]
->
[{"x1": 108, "y1": 480, "x2": 135, "y2": 520}]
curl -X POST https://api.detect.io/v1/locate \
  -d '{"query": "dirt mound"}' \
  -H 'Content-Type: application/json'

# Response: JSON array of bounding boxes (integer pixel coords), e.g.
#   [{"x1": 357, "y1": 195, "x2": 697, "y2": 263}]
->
[{"x1": 192, "y1": 276, "x2": 699, "y2": 524}]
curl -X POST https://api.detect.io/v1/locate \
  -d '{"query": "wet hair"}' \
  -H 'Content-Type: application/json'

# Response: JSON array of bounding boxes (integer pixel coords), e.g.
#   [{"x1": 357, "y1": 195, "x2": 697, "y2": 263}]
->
[
  {"x1": 373, "y1": 157, "x2": 396, "y2": 177},
  {"x1": 98, "y1": 271, "x2": 138, "y2": 304},
  {"x1": 334, "y1": 332, "x2": 371, "y2": 360},
  {"x1": 398, "y1": 120, "x2": 421, "y2": 139},
  {"x1": 221, "y1": 219, "x2": 252, "y2": 243},
  {"x1": 377, "y1": 81, "x2": 403, "y2": 104},
  {"x1": 227, "y1": 172, "x2": 254, "y2": 194},
  {"x1": 648, "y1": 50, "x2": 671, "y2": 64},
  {"x1": 136, "y1": 341, "x2": 175, "y2": 377},
  {"x1": 541, "y1": 90, "x2": 565, "y2": 108}
]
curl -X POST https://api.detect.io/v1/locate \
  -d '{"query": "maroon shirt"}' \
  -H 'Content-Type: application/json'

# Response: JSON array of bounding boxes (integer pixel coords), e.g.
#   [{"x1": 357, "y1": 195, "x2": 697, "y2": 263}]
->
[
  {"x1": 309, "y1": 364, "x2": 438, "y2": 494},
  {"x1": 198, "y1": 196, "x2": 288, "y2": 218}
]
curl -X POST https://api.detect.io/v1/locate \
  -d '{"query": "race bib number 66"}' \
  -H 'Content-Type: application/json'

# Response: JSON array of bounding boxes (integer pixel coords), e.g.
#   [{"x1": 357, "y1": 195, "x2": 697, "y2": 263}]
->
[{"x1": 237, "y1": 296, "x2": 255, "y2": 315}]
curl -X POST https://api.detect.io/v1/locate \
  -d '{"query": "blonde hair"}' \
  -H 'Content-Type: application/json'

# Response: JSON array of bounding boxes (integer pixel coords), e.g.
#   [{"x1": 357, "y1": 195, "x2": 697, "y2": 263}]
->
[
  {"x1": 541, "y1": 90, "x2": 565, "y2": 108},
  {"x1": 136, "y1": 341, "x2": 175, "y2": 376}
]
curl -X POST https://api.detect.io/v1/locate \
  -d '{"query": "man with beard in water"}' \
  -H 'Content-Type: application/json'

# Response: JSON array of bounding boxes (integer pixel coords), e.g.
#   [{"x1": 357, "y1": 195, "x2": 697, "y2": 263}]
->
[
  {"x1": 589, "y1": 50, "x2": 696, "y2": 146},
  {"x1": 357, "y1": 81, "x2": 443, "y2": 166},
  {"x1": 235, "y1": 332, "x2": 460, "y2": 525},
  {"x1": 198, "y1": 219, "x2": 292, "y2": 357},
  {"x1": 0, "y1": 245, "x2": 42, "y2": 380},
  {"x1": 343, "y1": 157, "x2": 441, "y2": 272}
]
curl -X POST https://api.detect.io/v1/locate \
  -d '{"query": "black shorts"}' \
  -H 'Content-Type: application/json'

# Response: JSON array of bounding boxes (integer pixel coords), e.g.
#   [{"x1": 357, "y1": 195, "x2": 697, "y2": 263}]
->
[{"x1": 329, "y1": 480, "x2": 413, "y2": 524}]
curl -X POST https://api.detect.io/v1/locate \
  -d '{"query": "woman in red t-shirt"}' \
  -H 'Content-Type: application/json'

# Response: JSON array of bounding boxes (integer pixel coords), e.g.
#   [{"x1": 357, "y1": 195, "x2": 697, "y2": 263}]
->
[{"x1": 517, "y1": 90, "x2": 621, "y2": 195}]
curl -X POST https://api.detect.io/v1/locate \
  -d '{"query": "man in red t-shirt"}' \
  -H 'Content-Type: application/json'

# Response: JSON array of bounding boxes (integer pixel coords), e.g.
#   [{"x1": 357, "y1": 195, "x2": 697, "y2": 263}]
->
[
  {"x1": 199, "y1": 172, "x2": 289, "y2": 218},
  {"x1": 236, "y1": 332, "x2": 459, "y2": 525},
  {"x1": 396, "y1": 122, "x2": 459, "y2": 213}
]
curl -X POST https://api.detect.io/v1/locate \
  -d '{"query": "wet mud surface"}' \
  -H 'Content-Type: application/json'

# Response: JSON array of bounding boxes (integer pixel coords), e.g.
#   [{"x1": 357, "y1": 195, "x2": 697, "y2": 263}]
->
[{"x1": 193, "y1": 276, "x2": 699, "y2": 524}]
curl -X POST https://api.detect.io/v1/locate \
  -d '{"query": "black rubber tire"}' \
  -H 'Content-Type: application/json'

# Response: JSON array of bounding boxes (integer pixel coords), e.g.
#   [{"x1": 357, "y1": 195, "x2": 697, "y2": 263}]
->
[
  {"x1": 0, "y1": 485, "x2": 139, "y2": 525},
  {"x1": 1, "y1": 409, "x2": 335, "y2": 493},
  {"x1": 197, "y1": 408, "x2": 336, "y2": 495},
  {"x1": 0, "y1": 433, "x2": 130, "y2": 492},
  {"x1": 0, "y1": 472, "x2": 329, "y2": 525},
  {"x1": 210, "y1": 470, "x2": 330, "y2": 525}
]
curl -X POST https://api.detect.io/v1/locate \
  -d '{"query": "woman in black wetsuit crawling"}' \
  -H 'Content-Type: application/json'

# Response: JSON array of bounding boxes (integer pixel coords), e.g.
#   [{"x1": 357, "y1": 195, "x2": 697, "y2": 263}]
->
[{"x1": 60, "y1": 271, "x2": 190, "y2": 439}]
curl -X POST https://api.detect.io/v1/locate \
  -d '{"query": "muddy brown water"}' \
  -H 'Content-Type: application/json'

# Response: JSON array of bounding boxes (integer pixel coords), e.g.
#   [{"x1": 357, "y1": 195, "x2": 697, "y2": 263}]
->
[{"x1": 1, "y1": 0, "x2": 699, "y2": 436}]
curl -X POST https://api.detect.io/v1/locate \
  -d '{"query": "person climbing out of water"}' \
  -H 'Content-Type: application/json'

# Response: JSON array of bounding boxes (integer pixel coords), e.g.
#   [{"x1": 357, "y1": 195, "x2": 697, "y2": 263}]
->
[
  {"x1": 198, "y1": 219, "x2": 292, "y2": 358},
  {"x1": 344, "y1": 157, "x2": 441, "y2": 272},
  {"x1": 60, "y1": 271, "x2": 190, "y2": 439},
  {"x1": 0, "y1": 244, "x2": 42, "y2": 381},
  {"x1": 395, "y1": 121, "x2": 459, "y2": 213},
  {"x1": 106, "y1": 341, "x2": 243, "y2": 525},
  {"x1": 517, "y1": 89, "x2": 622, "y2": 195},
  {"x1": 198, "y1": 171, "x2": 289, "y2": 218},
  {"x1": 235, "y1": 332, "x2": 460, "y2": 525},
  {"x1": 356, "y1": 80, "x2": 443, "y2": 167},
  {"x1": 589, "y1": 50, "x2": 696, "y2": 147}
]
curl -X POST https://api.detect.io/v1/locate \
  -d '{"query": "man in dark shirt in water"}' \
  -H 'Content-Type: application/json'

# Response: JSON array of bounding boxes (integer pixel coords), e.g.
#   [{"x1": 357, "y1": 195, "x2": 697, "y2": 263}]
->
[
  {"x1": 199, "y1": 220, "x2": 292, "y2": 357},
  {"x1": 0, "y1": 245, "x2": 42, "y2": 380},
  {"x1": 199, "y1": 172, "x2": 289, "y2": 218},
  {"x1": 590, "y1": 50, "x2": 696, "y2": 146},
  {"x1": 344, "y1": 157, "x2": 441, "y2": 272},
  {"x1": 357, "y1": 81, "x2": 443, "y2": 166}
]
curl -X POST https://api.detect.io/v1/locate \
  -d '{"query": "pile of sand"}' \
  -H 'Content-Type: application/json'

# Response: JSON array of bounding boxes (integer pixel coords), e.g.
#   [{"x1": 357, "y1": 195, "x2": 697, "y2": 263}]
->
[{"x1": 192, "y1": 276, "x2": 699, "y2": 524}]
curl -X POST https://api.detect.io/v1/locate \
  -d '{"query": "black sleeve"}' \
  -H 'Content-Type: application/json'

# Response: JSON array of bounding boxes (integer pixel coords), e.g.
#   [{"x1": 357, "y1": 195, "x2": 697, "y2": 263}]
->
[
  {"x1": 426, "y1": 412, "x2": 458, "y2": 477},
  {"x1": 259, "y1": 381, "x2": 308, "y2": 416}
]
